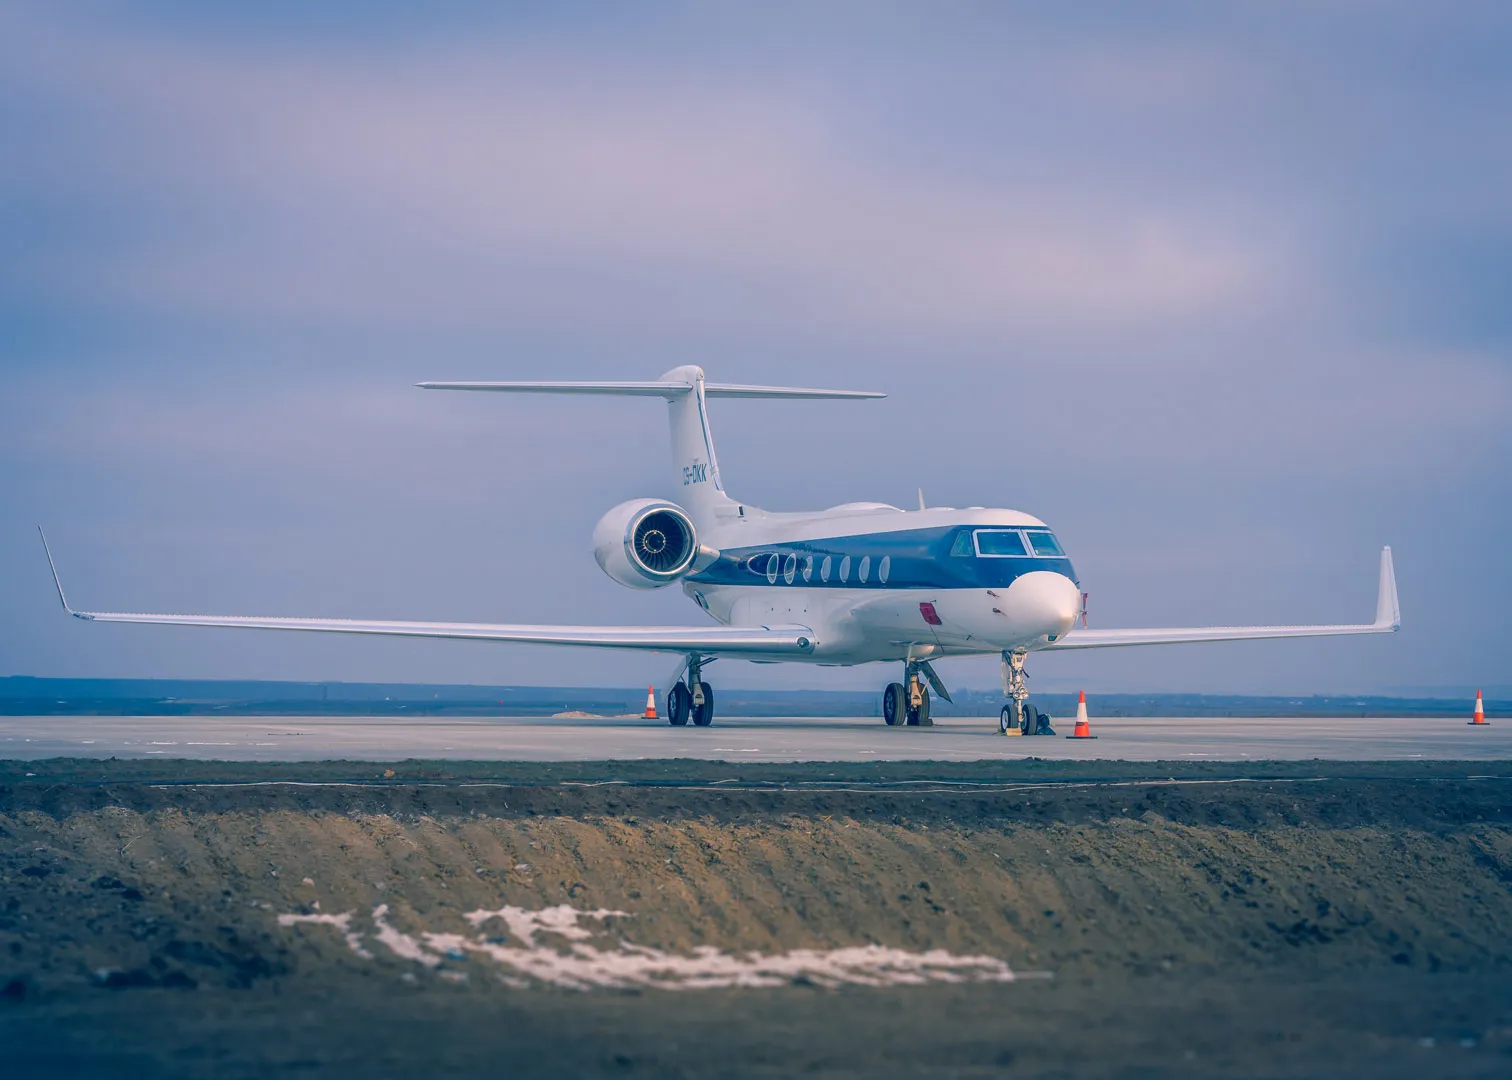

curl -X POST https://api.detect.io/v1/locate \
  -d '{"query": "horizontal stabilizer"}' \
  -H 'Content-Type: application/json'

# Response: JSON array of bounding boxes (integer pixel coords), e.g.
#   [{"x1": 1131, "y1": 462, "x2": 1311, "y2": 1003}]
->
[
  {"x1": 704, "y1": 384, "x2": 884, "y2": 399},
  {"x1": 417, "y1": 381, "x2": 883, "y2": 400},
  {"x1": 417, "y1": 381, "x2": 689, "y2": 396}
]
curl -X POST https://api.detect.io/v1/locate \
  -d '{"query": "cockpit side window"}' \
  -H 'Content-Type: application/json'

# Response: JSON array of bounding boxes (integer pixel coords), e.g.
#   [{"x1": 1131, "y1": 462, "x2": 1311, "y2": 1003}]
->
[
  {"x1": 949, "y1": 530, "x2": 974, "y2": 557},
  {"x1": 1025, "y1": 530, "x2": 1066, "y2": 557},
  {"x1": 974, "y1": 529, "x2": 1029, "y2": 557}
]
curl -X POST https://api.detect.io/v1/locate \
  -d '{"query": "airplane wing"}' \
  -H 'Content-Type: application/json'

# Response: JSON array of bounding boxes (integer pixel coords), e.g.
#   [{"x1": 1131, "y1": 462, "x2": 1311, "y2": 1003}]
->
[
  {"x1": 38, "y1": 530, "x2": 813, "y2": 657},
  {"x1": 1041, "y1": 546, "x2": 1399, "y2": 650}
]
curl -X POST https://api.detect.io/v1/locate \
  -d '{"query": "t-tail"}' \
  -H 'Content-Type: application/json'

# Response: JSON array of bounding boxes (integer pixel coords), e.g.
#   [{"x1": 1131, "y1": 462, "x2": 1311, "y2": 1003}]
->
[{"x1": 417, "y1": 366, "x2": 883, "y2": 529}]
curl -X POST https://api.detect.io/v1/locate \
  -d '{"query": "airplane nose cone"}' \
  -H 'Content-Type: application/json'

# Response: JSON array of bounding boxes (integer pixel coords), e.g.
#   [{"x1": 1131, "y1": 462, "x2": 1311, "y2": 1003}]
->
[{"x1": 1004, "y1": 571, "x2": 1080, "y2": 642}]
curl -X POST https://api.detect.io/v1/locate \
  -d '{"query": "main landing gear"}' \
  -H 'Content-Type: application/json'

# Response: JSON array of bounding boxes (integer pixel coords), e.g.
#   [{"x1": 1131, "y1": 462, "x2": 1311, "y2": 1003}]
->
[
  {"x1": 667, "y1": 655, "x2": 715, "y2": 727},
  {"x1": 999, "y1": 649, "x2": 1055, "y2": 736},
  {"x1": 883, "y1": 663, "x2": 933, "y2": 727}
]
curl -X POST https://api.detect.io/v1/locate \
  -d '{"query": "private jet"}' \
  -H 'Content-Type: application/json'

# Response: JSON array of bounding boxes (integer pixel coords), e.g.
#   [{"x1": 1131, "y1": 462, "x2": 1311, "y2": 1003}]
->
[{"x1": 41, "y1": 366, "x2": 1399, "y2": 731}]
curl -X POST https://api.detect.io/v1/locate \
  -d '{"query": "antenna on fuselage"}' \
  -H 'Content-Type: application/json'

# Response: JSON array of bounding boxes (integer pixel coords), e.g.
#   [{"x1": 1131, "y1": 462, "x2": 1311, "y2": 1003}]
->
[{"x1": 917, "y1": 488, "x2": 926, "y2": 511}]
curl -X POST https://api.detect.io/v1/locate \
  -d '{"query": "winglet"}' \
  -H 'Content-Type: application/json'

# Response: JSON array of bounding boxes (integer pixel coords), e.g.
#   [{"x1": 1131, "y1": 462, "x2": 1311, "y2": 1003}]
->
[
  {"x1": 37, "y1": 527, "x2": 86, "y2": 619},
  {"x1": 1375, "y1": 545, "x2": 1400, "y2": 630}
]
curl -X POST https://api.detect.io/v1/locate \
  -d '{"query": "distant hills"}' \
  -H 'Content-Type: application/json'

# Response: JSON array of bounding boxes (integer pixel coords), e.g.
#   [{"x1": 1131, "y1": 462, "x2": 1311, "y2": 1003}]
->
[{"x1": 0, "y1": 677, "x2": 1499, "y2": 718}]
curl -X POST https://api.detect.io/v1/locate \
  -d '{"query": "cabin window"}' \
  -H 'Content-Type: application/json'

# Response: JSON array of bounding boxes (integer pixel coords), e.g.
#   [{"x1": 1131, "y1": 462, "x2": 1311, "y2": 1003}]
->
[
  {"x1": 974, "y1": 529, "x2": 1029, "y2": 557},
  {"x1": 878, "y1": 556, "x2": 890, "y2": 584},
  {"x1": 783, "y1": 554, "x2": 797, "y2": 584},
  {"x1": 949, "y1": 530, "x2": 973, "y2": 557},
  {"x1": 820, "y1": 555, "x2": 832, "y2": 582},
  {"x1": 1025, "y1": 530, "x2": 1066, "y2": 557},
  {"x1": 858, "y1": 556, "x2": 871, "y2": 583},
  {"x1": 839, "y1": 555, "x2": 851, "y2": 582},
  {"x1": 802, "y1": 555, "x2": 813, "y2": 582},
  {"x1": 766, "y1": 554, "x2": 779, "y2": 584}
]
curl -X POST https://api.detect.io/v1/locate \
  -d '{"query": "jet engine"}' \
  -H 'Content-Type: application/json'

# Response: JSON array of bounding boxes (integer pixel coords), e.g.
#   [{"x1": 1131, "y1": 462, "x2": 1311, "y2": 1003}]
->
[{"x1": 593, "y1": 499, "x2": 712, "y2": 589}]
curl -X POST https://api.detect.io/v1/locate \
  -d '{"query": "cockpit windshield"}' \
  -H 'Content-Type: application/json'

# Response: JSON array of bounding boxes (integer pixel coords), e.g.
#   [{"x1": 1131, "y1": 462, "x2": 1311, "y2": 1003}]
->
[
  {"x1": 1024, "y1": 530, "x2": 1066, "y2": 557},
  {"x1": 973, "y1": 530, "x2": 1029, "y2": 557},
  {"x1": 972, "y1": 528, "x2": 1068, "y2": 558}
]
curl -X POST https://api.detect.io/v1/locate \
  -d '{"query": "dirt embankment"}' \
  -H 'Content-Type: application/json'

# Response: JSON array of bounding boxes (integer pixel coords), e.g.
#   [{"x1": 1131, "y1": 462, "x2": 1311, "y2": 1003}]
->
[{"x1": 2, "y1": 760, "x2": 1511, "y2": 1077}]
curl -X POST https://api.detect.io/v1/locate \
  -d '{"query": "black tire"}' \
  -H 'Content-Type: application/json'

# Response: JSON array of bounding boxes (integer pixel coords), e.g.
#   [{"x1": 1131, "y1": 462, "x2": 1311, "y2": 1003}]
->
[
  {"x1": 667, "y1": 683, "x2": 691, "y2": 726},
  {"x1": 691, "y1": 682, "x2": 715, "y2": 727},
  {"x1": 1022, "y1": 702, "x2": 1039, "y2": 735},
  {"x1": 1000, "y1": 705, "x2": 1015, "y2": 734},
  {"x1": 908, "y1": 685, "x2": 932, "y2": 726},
  {"x1": 883, "y1": 683, "x2": 907, "y2": 726}
]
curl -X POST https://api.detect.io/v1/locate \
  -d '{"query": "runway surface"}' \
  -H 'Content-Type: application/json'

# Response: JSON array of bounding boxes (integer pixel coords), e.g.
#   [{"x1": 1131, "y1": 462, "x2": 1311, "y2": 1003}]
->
[{"x1": 2, "y1": 713, "x2": 1506, "y2": 762}]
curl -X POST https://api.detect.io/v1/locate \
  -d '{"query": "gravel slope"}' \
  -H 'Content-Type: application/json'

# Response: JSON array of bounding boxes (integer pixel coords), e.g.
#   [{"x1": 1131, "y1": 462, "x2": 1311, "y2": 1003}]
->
[{"x1": 2, "y1": 759, "x2": 1510, "y2": 1078}]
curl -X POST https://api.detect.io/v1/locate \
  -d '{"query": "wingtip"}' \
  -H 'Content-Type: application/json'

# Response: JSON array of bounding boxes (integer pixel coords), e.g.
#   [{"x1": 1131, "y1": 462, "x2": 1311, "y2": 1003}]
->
[
  {"x1": 37, "y1": 526, "x2": 75, "y2": 615},
  {"x1": 1377, "y1": 544, "x2": 1400, "y2": 631}
]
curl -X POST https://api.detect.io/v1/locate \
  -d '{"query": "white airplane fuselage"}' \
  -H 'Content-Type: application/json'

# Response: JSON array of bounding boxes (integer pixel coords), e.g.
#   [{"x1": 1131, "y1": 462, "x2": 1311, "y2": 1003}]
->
[{"x1": 679, "y1": 505, "x2": 1082, "y2": 666}]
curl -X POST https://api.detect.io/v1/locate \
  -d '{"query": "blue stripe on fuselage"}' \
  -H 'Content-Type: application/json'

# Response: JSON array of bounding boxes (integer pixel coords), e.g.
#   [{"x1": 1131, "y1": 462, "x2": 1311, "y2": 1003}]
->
[{"x1": 687, "y1": 526, "x2": 1078, "y2": 590}]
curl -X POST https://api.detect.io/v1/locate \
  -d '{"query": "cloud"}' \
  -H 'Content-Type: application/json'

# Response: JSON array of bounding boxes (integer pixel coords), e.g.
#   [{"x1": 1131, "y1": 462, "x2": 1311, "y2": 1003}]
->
[{"x1": 0, "y1": 9, "x2": 1293, "y2": 342}]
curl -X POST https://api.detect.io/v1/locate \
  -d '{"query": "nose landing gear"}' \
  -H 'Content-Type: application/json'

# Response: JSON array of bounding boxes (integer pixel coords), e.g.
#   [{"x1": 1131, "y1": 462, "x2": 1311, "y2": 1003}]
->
[{"x1": 999, "y1": 649, "x2": 1055, "y2": 735}]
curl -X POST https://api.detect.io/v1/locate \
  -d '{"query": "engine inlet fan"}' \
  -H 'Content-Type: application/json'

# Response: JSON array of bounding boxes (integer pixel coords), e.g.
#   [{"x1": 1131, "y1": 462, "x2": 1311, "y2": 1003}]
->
[{"x1": 633, "y1": 509, "x2": 694, "y2": 574}]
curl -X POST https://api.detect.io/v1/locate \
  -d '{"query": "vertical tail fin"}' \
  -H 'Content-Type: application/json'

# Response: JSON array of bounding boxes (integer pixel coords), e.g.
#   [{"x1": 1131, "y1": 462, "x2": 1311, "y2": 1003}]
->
[{"x1": 661, "y1": 365, "x2": 739, "y2": 528}]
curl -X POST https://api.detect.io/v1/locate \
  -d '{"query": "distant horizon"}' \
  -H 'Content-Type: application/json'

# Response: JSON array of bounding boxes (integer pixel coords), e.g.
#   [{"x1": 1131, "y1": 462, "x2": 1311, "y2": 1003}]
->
[{"x1": 4, "y1": 674, "x2": 1504, "y2": 701}]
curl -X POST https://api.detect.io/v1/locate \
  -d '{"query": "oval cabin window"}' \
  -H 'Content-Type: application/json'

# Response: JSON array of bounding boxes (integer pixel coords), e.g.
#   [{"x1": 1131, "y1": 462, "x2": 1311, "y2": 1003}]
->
[
  {"x1": 802, "y1": 556, "x2": 813, "y2": 582},
  {"x1": 783, "y1": 554, "x2": 797, "y2": 584},
  {"x1": 839, "y1": 556, "x2": 851, "y2": 583},
  {"x1": 820, "y1": 556, "x2": 832, "y2": 582},
  {"x1": 766, "y1": 555, "x2": 779, "y2": 584},
  {"x1": 879, "y1": 556, "x2": 890, "y2": 584},
  {"x1": 858, "y1": 556, "x2": 870, "y2": 583}
]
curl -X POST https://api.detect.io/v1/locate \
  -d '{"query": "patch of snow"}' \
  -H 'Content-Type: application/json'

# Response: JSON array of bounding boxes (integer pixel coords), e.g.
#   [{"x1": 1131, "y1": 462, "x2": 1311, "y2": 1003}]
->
[
  {"x1": 276, "y1": 903, "x2": 1030, "y2": 991},
  {"x1": 277, "y1": 910, "x2": 373, "y2": 959},
  {"x1": 464, "y1": 904, "x2": 629, "y2": 947},
  {"x1": 371, "y1": 904, "x2": 441, "y2": 967}
]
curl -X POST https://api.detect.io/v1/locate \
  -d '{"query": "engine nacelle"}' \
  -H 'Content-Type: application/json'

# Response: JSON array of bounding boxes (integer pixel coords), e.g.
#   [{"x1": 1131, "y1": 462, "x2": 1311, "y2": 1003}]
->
[{"x1": 593, "y1": 499, "x2": 706, "y2": 590}]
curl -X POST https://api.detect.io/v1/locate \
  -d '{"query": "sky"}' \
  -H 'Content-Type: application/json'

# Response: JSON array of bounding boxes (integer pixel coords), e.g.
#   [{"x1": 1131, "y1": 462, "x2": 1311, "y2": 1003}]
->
[{"x1": 2, "y1": 2, "x2": 1509, "y2": 694}]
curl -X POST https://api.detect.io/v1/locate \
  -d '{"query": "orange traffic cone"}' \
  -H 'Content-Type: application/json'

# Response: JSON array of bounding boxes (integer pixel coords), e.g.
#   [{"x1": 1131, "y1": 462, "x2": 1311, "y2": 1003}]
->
[
  {"x1": 1067, "y1": 691, "x2": 1096, "y2": 739},
  {"x1": 644, "y1": 686, "x2": 658, "y2": 720},
  {"x1": 1470, "y1": 690, "x2": 1488, "y2": 726}
]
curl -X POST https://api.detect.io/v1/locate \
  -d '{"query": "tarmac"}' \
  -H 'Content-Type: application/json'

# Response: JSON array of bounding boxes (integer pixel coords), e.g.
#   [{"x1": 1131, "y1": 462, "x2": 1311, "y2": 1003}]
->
[{"x1": 1, "y1": 712, "x2": 1506, "y2": 762}]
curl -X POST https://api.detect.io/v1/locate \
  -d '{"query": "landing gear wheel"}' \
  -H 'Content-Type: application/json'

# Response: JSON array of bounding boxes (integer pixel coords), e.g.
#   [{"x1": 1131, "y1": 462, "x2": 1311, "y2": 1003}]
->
[
  {"x1": 1000, "y1": 701, "x2": 1022, "y2": 735},
  {"x1": 667, "y1": 682, "x2": 692, "y2": 726},
  {"x1": 691, "y1": 682, "x2": 715, "y2": 727},
  {"x1": 907, "y1": 685, "x2": 931, "y2": 726},
  {"x1": 883, "y1": 683, "x2": 907, "y2": 726},
  {"x1": 1021, "y1": 702, "x2": 1040, "y2": 735}
]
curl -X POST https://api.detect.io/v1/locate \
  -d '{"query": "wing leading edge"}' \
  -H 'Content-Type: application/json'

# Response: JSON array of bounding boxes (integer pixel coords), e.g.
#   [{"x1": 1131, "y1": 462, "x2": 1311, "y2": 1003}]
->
[
  {"x1": 37, "y1": 530, "x2": 812, "y2": 657},
  {"x1": 1042, "y1": 546, "x2": 1399, "y2": 650}
]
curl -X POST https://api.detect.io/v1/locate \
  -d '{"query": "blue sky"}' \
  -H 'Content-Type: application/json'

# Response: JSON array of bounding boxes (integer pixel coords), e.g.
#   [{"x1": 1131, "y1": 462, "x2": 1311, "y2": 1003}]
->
[{"x1": 2, "y1": 3, "x2": 1508, "y2": 693}]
